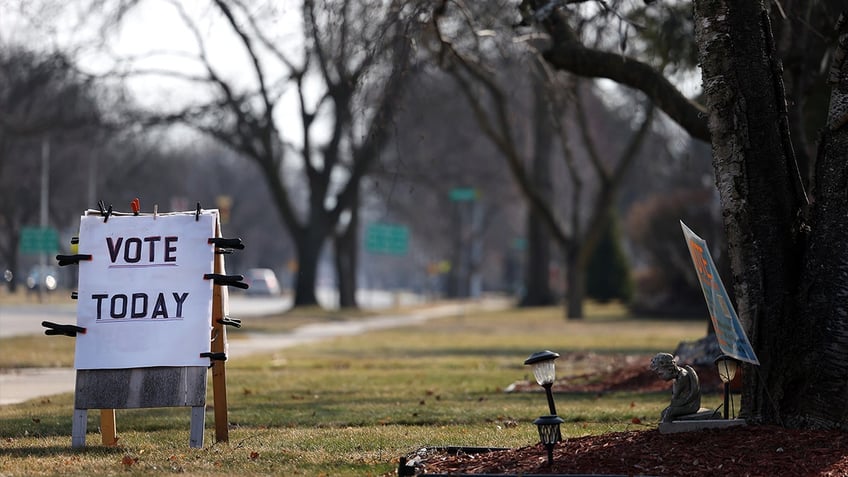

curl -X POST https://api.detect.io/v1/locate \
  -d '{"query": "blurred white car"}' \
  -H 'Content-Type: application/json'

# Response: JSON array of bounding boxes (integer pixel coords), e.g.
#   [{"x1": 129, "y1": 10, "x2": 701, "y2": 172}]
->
[
  {"x1": 244, "y1": 268, "x2": 281, "y2": 296},
  {"x1": 26, "y1": 265, "x2": 59, "y2": 292}
]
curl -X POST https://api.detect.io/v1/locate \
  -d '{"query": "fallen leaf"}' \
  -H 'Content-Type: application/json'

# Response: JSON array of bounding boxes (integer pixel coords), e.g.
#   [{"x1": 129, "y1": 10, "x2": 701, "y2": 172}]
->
[
  {"x1": 121, "y1": 455, "x2": 137, "y2": 467},
  {"x1": 249, "y1": 451, "x2": 259, "y2": 460},
  {"x1": 631, "y1": 417, "x2": 641, "y2": 424}
]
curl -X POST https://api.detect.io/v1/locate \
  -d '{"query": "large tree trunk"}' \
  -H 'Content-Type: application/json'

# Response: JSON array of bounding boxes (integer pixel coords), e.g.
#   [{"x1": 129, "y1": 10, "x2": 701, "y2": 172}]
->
[
  {"x1": 792, "y1": 20, "x2": 848, "y2": 428},
  {"x1": 694, "y1": 0, "x2": 848, "y2": 428},
  {"x1": 293, "y1": 223, "x2": 327, "y2": 307},
  {"x1": 695, "y1": 0, "x2": 803, "y2": 426}
]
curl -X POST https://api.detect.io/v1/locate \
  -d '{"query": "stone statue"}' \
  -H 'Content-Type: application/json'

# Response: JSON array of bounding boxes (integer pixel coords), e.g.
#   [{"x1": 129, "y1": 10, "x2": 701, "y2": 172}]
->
[{"x1": 650, "y1": 353, "x2": 701, "y2": 422}]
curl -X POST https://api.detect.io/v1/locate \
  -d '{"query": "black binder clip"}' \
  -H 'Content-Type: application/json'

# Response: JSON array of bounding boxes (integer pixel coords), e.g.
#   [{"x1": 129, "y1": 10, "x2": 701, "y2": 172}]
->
[
  {"x1": 56, "y1": 254, "x2": 92, "y2": 266},
  {"x1": 195, "y1": 202, "x2": 202, "y2": 221},
  {"x1": 200, "y1": 352, "x2": 227, "y2": 367},
  {"x1": 218, "y1": 317, "x2": 242, "y2": 328},
  {"x1": 42, "y1": 321, "x2": 86, "y2": 337},
  {"x1": 208, "y1": 237, "x2": 245, "y2": 255},
  {"x1": 204, "y1": 273, "x2": 249, "y2": 289}
]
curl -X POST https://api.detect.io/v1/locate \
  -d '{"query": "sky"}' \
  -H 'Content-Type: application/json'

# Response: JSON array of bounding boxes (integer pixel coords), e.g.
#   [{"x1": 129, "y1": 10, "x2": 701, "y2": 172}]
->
[{"x1": 1, "y1": 0, "x2": 311, "y2": 145}]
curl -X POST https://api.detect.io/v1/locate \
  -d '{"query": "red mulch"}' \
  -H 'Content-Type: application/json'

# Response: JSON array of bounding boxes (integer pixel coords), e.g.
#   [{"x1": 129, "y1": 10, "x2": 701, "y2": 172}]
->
[
  {"x1": 412, "y1": 426, "x2": 848, "y2": 476},
  {"x1": 406, "y1": 354, "x2": 848, "y2": 476},
  {"x1": 506, "y1": 353, "x2": 728, "y2": 395}
]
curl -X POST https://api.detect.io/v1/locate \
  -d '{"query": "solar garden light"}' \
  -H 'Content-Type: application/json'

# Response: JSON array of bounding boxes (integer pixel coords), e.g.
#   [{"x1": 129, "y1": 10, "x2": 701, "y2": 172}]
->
[
  {"x1": 524, "y1": 350, "x2": 560, "y2": 415},
  {"x1": 714, "y1": 355, "x2": 740, "y2": 419},
  {"x1": 533, "y1": 415, "x2": 564, "y2": 466}
]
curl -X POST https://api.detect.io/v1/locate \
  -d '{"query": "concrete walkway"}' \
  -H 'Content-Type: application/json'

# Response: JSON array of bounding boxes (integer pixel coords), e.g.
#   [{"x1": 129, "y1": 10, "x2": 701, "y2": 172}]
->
[{"x1": 0, "y1": 300, "x2": 505, "y2": 405}]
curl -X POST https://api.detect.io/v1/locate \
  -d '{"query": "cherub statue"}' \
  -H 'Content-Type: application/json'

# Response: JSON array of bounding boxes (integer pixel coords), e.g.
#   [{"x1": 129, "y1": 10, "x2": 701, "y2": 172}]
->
[{"x1": 650, "y1": 353, "x2": 701, "y2": 422}]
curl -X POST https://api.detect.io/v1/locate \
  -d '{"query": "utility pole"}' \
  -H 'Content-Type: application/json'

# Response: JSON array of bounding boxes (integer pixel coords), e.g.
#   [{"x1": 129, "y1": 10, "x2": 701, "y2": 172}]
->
[{"x1": 39, "y1": 138, "x2": 50, "y2": 302}]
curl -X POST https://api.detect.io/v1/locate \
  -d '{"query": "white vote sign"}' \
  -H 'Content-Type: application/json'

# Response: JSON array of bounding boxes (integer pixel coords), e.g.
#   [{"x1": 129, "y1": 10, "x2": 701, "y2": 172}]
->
[{"x1": 74, "y1": 211, "x2": 216, "y2": 369}]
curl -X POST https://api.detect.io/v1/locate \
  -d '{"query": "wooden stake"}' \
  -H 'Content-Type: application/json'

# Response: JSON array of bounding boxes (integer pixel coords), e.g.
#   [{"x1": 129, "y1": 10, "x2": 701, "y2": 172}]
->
[
  {"x1": 210, "y1": 217, "x2": 229, "y2": 443},
  {"x1": 100, "y1": 409, "x2": 117, "y2": 445}
]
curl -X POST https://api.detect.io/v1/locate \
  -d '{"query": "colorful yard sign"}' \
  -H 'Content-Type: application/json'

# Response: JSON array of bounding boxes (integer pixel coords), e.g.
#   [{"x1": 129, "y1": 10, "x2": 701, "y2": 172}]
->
[
  {"x1": 680, "y1": 221, "x2": 760, "y2": 365},
  {"x1": 74, "y1": 211, "x2": 216, "y2": 369}
]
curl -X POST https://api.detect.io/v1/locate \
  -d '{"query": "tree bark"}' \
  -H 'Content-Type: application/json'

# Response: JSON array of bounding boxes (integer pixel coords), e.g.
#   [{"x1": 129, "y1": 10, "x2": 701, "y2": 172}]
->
[
  {"x1": 520, "y1": 74, "x2": 555, "y2": 307},
  {"x1": 521, "y1": 210, "x2": 554, "y2": 306},
  {"x1": 335, "y1": 186, "x2": 359, "y2": 309},
  {"x1": 791, "y1": 16, "x2": 848, "y2": 428},
  {"x1": 292, "y1": 216, "x2": 328, "y2": 307},
  {"x1": 564, "y1": 246, "x2": 586, "y2": 319},
  {"x1": 694, "y1": 0, "x2": 813, "y2": 426}
]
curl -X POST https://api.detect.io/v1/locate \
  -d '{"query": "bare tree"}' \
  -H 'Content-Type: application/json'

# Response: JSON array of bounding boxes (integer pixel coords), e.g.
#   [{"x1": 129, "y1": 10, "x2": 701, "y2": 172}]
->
[
  {"x1": 90, "y1": 0, "x2": 423, "y2": 308},
  {"x1": 0, "y1": 48, "x2": 102, "y2": 291},
  {"x1": 368, "y1": 67, "x2": 526, "y2": 299},
  {"x1": 428, "y1": 2, "x2": 657, "y2": 317}
]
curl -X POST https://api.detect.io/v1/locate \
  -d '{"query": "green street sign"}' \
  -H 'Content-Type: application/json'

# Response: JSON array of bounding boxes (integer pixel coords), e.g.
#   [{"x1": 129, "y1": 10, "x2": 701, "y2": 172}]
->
[
  {"x1": 20, "y1": 227, "x2": 59, "y2": 254},
  {"x1": 512, "y1": 238, "x2": 527, "y2": 251},
  {"x1": 449, "y1": 187, "x2": 478, "y2": 202},
  {"x1": 365, "y1": 223, "x2": 409, "y2": 255}
]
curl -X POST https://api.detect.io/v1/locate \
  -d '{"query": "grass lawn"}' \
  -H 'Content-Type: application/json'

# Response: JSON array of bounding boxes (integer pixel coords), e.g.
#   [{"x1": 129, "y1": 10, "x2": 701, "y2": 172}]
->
[{"x1": 0, "y1": 302, "x2": 715, "y2": 476}]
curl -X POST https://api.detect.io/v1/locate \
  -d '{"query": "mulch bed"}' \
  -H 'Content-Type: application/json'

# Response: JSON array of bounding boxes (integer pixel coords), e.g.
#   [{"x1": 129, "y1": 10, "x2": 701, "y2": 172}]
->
[
  {"x1": 410, "y1": 426, "x2": 848, "y2": 476},
  {"x1": 403, "y1": 353, "x2": 848, "y2": 476},
  {"x1": 505, "y1": 353, "x2": 727, "y2": 395}
]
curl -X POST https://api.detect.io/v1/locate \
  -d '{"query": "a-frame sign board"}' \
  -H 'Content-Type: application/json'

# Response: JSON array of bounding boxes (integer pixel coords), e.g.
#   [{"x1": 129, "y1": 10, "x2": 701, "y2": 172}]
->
[{"x1": 57, "y1": 208, "x2": 243, "y2": 448}]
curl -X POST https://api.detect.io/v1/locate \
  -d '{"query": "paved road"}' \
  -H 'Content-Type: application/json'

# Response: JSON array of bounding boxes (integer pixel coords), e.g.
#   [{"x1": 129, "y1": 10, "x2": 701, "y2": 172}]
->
[{"x1": 0, "y1": 299, "x2": 504, "y2": 405}]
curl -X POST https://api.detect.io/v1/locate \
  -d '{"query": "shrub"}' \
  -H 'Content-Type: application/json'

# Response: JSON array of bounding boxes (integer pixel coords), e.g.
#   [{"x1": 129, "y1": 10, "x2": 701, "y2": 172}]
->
[{"x1": 586, "y1": 211, "x2": 633, "y2": 303}]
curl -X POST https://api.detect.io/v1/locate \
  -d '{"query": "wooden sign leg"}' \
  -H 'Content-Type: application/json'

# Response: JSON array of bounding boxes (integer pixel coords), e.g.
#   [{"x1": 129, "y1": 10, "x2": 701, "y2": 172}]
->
[
  {"x1": 100, "y1": 409, "x2": 118, "y2": 445},
  {"x1": 72, "y1": 409, "x2": 87, "y2": 448},
  {"x1": 211, "y1": 358, "x2": 228, "y2": 442},
  {"x1": 189, "y1": 406, "x2": 206, "y2": 448},
  {"x1": 211, "y1": 220, "x2": 229, "y2": 443}
]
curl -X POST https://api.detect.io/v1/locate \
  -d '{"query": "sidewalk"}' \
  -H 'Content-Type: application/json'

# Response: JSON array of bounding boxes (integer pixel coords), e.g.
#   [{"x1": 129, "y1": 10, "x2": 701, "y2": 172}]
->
[{"x1": 0, "y1": 300, "x2": 506, "y2": 405}]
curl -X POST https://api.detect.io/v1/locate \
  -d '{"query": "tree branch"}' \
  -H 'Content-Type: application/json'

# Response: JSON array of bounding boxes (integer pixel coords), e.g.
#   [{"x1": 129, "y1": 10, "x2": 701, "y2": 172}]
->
[
  {"x1": 544, "y1": 43, "x2": 708, "y2": 142},
  {"x1": 439, "y1": 34, "x2": 573, "y2": 249},
  {"x1": 531, "y1": 3, "x2": 710, "y2": 142}
]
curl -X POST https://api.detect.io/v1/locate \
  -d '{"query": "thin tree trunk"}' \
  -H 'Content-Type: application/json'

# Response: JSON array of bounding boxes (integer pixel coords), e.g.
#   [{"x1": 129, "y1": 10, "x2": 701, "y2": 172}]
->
[
  {"x1": 521, "y1": 74, "x2": 555, "y2": 307},
  {"x1": 335, "y1": 187, "x2": 359, "y2": 309},
  {"x1": 564, "y1": 248, "x2": 585, "y2": 319},
  {"x1": 522, "y1": 213, "x2": 554, "y2": 306}
]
